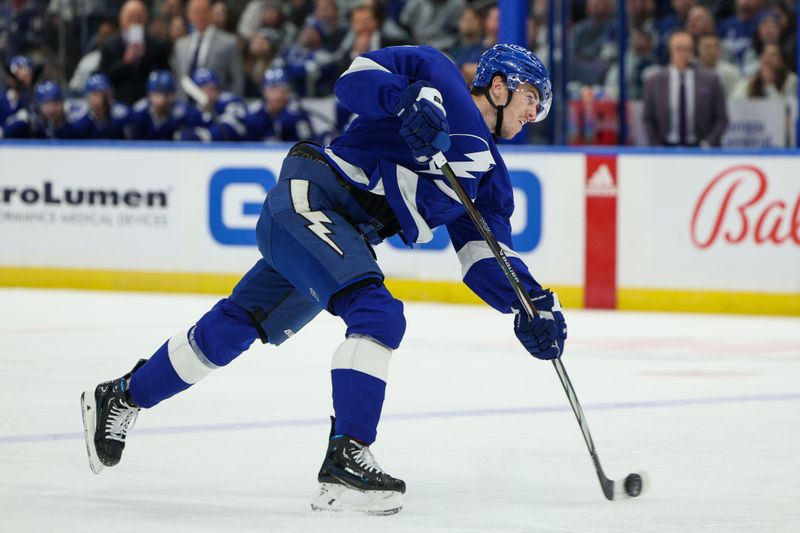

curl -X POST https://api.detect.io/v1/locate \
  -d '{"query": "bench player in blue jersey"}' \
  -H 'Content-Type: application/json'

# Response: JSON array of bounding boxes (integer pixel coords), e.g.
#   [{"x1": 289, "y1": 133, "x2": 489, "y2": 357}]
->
[{"x1": 81, "y1": 43, "x2": 567, "y2": 515}]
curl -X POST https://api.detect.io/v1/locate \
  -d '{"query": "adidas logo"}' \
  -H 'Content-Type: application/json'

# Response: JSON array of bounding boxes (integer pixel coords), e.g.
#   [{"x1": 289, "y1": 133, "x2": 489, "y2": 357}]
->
[{"x1": 586, "y1": 164, "x2": 617, "y2": 197}]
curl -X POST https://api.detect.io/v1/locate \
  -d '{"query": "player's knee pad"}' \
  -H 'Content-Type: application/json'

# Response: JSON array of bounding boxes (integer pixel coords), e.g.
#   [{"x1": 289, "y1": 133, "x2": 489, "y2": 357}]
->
[
  {"x1": 186, "y1": 299, "x2": 260, "y2": 369},
  {"x1": 330, "y1": 281, "x2": 406, "y2": 350}
]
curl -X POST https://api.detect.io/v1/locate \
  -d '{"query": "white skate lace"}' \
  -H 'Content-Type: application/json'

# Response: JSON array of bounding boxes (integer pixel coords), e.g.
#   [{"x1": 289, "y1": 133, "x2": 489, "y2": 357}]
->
[
  {"x1": 105, "y1": 401, "x2": 139, "y2": 443},
  {"x1": 351, "y1": 443, "x2": 384, "y2": 474}
]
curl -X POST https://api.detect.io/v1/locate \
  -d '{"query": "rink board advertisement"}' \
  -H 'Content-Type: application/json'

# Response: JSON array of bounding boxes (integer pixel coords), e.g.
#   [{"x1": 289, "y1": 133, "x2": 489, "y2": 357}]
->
[
  {"x1": 617, "y1": 154, "x2": 800, "y2": 314},
  {"x1": 0, "y1": 143, "x2": 584, "y2": 305},
  {"x1": 1, "y1": 143, "x2": 798, "y2": 314}
]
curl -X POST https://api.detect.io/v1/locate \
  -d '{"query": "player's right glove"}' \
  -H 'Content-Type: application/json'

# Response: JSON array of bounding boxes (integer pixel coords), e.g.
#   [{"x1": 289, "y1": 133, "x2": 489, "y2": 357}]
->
[
  {"x1": 394, "y1": 80, "x2": 451, "y2": 163},
  {"x1": 513, "y1": 288, "x2": 567, "y2": 360}
]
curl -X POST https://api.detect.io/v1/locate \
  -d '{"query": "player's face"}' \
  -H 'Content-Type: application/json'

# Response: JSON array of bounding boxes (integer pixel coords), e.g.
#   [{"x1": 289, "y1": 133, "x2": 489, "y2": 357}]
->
[
  {"x1": 40, "y1": 101, "x2": 64, "y2": 122},
  {"x1": 88, "y1": 92, "x2": 106, "y2": 112},
  {"x1": 501, "y1": 83, "x2": 540, "y2": 138},
  {"x1": 149, "y1": 91, "x2": 171, "y2": 113},
  {"x1": 201, "y1": 84, "x2": 219, "y2": 105},
  {"x1": 14, "y1": 66, "x2": 33, "y2": 87},
  {"x1": 265, "y1": 84, "x2": 290, "y2": 110}
]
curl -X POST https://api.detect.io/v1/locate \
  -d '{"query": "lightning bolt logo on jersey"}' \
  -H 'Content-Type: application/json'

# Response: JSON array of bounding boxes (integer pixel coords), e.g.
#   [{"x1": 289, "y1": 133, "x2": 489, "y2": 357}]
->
[{"x1": 290, "y1": 180, "x2": 344, "y2": 256}]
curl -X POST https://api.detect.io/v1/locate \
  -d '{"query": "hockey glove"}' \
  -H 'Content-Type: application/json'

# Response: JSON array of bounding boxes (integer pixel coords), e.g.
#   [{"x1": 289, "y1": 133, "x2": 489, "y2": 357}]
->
[
  {"x1": 514, "y1": 288, "x2": 567, "y2": 360},
  {"x1": 394, "y1": 80, "x2": 451, "y2": 163}
]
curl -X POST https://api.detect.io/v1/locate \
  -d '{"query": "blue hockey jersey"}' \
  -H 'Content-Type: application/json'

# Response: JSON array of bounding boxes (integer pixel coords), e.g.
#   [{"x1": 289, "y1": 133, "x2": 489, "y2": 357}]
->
[
  {"x1": 180, "y1": 93, "x2": 247, "y2": 142},
  {"x1": 0, "y1": 88, "x2": 29, "y2": 124},
  {"x1": 129, "y1": 99, "x2": 189, "y2": 140},
  {"x1": 325, "y1": 45, "x2": 541, "y2": 313},
  {"x1": 72, "y1": 101, "x2": 132, "y2": 140},
  {"x1": 245, "y1": 100, "x2": 314, "y2": 142},
  {"x1": 2, "y1": 104, "x2": 85, "y2": 139}
]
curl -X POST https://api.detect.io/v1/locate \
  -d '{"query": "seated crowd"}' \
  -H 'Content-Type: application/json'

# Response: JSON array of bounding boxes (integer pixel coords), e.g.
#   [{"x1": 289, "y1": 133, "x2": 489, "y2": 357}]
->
[{"x1": 0, "y1": 0, "x2": 796, "y2": 143}]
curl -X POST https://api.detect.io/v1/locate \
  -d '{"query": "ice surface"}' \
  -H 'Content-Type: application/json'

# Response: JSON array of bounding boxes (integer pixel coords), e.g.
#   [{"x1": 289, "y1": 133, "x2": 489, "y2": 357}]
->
[{"x1": 1, "y1": 289, "x2": 798, "y2": 532}]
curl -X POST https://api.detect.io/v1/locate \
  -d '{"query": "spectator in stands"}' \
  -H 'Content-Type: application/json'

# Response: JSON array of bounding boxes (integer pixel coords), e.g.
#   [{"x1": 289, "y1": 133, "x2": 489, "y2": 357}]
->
[
  {"x1": 168, "y1": 15, "x2": 188, "y2": 45},
  {"x1": 243, "y1": 31, "x2": 276, "y2": 98},
  {"x1": 99, "y1": 0, "x2": 171, "y2": 106},
  {"x1": 718, "y1": 0, "x2": 766, "y2": 71},
  {"x1": 685, "y1": 5, "x2": 716, "y2": 41},
  {"x1": 237, "y1": 0, "x2": 296, "y2": 54},
  {"x1": 0, "y1": 0, "x2": 47, "y2": 58},
  {"x1": 768, "y1": 0, "x2": 796, "y2": 67},
  {"x1": 655, "y1": 0, "x2": 697, "y2": 63},
  {"x1": 173, "y1": 0, "x2": 244, "y2": 98},
  {"x1": 741, "y1": 12, "x2": 783, "y2": 75},
  {"x1": 336, "y1": 3, "x2": 404, "y2": 70},
  {"x1": 130, "y1": 70, "x2": 189, "y2": 140},
  {"x1": 156, "y1": 0, "x2": 185, "y2": 21},
  {"x1": 696, "y1": 33, "x2": 742, "y2": 97},
  {"x1": 306, "y1": 0, "x2": 347, "y2": 52},
  {"x1": 179, "y1": 68, "x2": 248, "y2": 141},
  {"x1": 604, "y1": 26, "x2": 658, "y2": 99},
  {"x1": 730, "y1": 43, "x2": 797, "y2": 101},
  {"x1": 627, "y1": 0, "x2": 658, "y2": 43},
  {"x1": 458, "y1": 3, "x2": 500, "y2": 83},
  {"x1": 69, "y1": 19, "x2": 119, "y2": 95},
  {"x1": 245, "y1": 66, "x2": 314, "y2": 142},
  {"x1": 1, "y1": 55, "x2": 35, "y2": 125},
  {"x1": 279, "y1": 20, "x2": 339, "y2": 97},
  {"x1": 286, "y1": 0, "x2": 314, "y2": 28},
  {"x1": 570, "y1": 0, "x2": 618, "y2": 85},
  {"x1": 399, "y1": 0, "x2": 465, "y2": 51},
  {"x1": 449, "y1": 5, "x2": 483, "y2": 61},
  {"x1": 211, "y1": 1, "x2": 229, "y2": 32},
  {"x1": 643, "y1": 30, "x2": 728, "y2": 146},
  {"x1": 73, "y1": 73, "x2": 132, "y2": 140}
]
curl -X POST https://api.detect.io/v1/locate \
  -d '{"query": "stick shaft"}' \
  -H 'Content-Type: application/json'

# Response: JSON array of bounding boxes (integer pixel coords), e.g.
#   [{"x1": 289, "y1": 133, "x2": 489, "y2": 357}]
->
[{"x1": 432, "y1": 152, "x2": 610, "y2": 494}]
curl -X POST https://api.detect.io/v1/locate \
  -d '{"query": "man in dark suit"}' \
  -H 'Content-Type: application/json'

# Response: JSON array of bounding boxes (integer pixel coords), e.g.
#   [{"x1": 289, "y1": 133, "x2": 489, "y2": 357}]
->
[
  {"x1": 98, "y1": 0, "x2": 171, "y2": 106},
  {"x1": 643, "y1": 30, "x2": 728, "y2": 147},
  {"x1": 172, "y1": 0, "x2": 244, "y2": 98}
]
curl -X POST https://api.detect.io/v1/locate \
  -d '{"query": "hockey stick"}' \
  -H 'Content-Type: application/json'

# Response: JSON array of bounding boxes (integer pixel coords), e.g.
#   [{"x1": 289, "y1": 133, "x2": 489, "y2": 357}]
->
[
  {"x1": 180, "y1": 75, "x2": 209, "y2": 109},
  {"x1": 431, "y1": 151, "x2": 648, "y2": 501}
]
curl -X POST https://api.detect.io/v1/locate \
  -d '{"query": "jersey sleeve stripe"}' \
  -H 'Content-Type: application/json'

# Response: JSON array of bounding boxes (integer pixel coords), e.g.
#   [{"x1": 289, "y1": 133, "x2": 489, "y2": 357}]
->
[
  {"x1": 456, "y1": 240, "x2": 520, "y2": 279},
  {"x1": 339, "y1": 56, "x2": 391, "y2": 78}
]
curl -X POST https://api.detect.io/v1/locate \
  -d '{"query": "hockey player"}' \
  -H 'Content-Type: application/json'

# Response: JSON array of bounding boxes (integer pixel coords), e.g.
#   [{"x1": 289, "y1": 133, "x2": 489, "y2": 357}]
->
[
  {"x1": 4, "y1": 81, "x2": 85, "y2": 139},
  {"x1": 129, "y1": 70, "x2": 189, "y2": 140},
  {"x1": 177, "y1": 68, "x2": 247, "y2": 142},
  {"x1": 81, "y1": 44, "x2": 565, "y2": 515},
  {"x1": 245, "y1": 67, "x2": 314, "y2": 142},
  {"x1": 73, "y1": 73, "x2": 132, "y2": 140},
  {"x1": 1, "y1": 56, "x2": 35, "y2": 125}
]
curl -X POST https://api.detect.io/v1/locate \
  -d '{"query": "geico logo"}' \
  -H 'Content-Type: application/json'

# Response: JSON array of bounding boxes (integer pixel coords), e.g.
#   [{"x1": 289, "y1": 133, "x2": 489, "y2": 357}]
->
[
  {"x1": 384, "y1": 170, "x2": 543, "y2": 252},
  {"x1": 0, "y1": 181, "x2": 169, "y2": 208},
  {"x1": 208, "y1": 167, "x2": 277, "y2": 246},
  {"x1": 208, "y1": 168, "x2": 543, "y2": 251}
]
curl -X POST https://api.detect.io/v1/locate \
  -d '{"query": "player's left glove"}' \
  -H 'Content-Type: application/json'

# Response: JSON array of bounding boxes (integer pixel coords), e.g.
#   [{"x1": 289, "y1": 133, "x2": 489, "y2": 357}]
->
[
  {"x1": 514, "y1": 288, "x2": 567, "y2": 360},
  {"x1": 394, "y1": 80, "x2": 451, "y2": 163}
]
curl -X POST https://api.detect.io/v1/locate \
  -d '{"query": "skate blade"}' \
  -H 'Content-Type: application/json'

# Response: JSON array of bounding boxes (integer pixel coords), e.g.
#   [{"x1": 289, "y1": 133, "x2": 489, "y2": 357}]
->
[
  {"x1": 80, "y1": 391, "x2": 104, "y2": 475},
  {"x1": 310, "y1": 483, "x2": 403, "y2": 516}
]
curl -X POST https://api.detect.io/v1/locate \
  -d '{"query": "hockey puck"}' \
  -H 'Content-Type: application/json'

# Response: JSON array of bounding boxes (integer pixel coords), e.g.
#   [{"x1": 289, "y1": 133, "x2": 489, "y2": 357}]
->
[{"x1": 624, "y1": 473, "x2": 642, "y2": 497}]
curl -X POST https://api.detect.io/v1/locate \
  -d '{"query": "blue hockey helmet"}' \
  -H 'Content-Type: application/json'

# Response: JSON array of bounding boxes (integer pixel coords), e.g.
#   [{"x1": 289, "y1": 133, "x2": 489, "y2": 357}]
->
[
  {"x1": 191, "y1": 68, "x2": 219, "y2": 88},
  {"x1": 10, "y1": 55, "x2": 33, "y2": 74},
  {"x1": 84, "y1": 73, "x2": 112, "y2": 94},
  {"x1": 472, "y1": 43, "x2": 552, "y2": 123},
  {"x1": 35, "y1": 81, "x2": 63, "y2": 103},
  {"x1": 147, "y1": 70, "x2": 175, "y2": 93},
  {"x1": 262, "y1": 67, "x2": 289, "y2": 88}
]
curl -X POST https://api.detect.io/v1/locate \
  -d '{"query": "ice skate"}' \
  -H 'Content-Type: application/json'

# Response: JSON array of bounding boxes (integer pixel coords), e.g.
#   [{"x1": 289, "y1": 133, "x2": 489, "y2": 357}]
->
[
  {"x1": 80, "y1": 359, "x2": 146, "y2": 474},
  {"x1": 311, "y1": 418, "x2": 405, "y2": 515}
]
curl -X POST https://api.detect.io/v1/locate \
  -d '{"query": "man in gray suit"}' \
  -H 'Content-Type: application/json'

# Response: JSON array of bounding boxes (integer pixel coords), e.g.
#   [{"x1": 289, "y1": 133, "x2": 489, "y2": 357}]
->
[
  {"x1": 643, "y1": 31, "x2": 728, "y2": 147},
  {"x1": 173, "y1": 0, "x2": 244, "y2": 98}
]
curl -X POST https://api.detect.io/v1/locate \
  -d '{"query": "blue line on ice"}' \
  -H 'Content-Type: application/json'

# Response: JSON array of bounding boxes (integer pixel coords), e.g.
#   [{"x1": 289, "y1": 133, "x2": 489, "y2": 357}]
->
[{"x1": 2, "y1": 393, "x2": 799, "y2": 444}]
